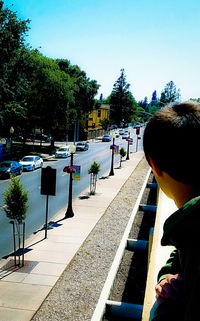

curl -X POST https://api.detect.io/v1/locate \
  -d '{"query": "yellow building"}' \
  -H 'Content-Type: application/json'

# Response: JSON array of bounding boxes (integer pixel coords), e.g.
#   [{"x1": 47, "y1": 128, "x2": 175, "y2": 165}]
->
[{"x1": 88, "y1": 104, "x2": 110, "y2": 130}]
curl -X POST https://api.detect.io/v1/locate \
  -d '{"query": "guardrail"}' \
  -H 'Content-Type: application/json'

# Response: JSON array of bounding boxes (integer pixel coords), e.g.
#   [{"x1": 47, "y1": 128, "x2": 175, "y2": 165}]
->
[
  {"x1": 91, "y1": 168, "x2": 152, "y2": 321},
  {"x1": 142, "y1": 189, "x2": 177, "y2": 321},
  {"x1": 91, "y1": 170, "x2": 178, "y2": 321}
]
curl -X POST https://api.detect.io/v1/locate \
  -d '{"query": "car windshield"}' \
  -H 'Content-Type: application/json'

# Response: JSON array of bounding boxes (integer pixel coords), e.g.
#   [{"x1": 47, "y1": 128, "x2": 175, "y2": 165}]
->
[
  {"x1": 77, "y1": 143, "x2": 84, "y2": 146},
  {"x1": 58, "y1": 148, "x2": 68, "y2": 151},
  {"x1": 22, "y1": 157, "x2": 34, "y2": 162},
  {"x1": 104, "y1": 135, "x2": 109, "y2": 137},
  {"x1": 0, "y1": 163, "x2": 10, "y2": 168}
]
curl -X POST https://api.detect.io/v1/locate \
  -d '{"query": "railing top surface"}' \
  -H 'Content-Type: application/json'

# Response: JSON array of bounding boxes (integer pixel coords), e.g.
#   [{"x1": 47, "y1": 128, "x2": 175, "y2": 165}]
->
[{"x1": 142, "y1": 189, "x2": 177, "y2": 321}]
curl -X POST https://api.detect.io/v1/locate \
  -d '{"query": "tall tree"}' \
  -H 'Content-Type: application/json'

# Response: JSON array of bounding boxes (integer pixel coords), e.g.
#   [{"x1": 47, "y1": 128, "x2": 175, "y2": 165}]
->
[
  {"x1": 0, "y1": 1, "x2": 30, "y2": 135},
  {"x1": 159, "y1": 81, "x2": 181, "y2": 106},
  {"x1": 109, "y1": 69, "x2": 137, "y2": 125},
  {"x1": 150, "y1": 90, "x2": 158, "y2": 106}
]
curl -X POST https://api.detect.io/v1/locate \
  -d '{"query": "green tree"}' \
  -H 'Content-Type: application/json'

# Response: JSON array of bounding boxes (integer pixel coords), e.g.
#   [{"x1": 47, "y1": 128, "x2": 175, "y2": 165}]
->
[
  {"x1": 109, "y1": 69, "x2": 137, "y2": 126},
  {"x1": 119, "y1": 147, "x2": 126, "y2": 167},
  {"x1": 3, "y1": 176, "x2": 28, "y2": 223},
  {"x1": 56, "y1": 59, "x2": 100, "y2": 120},
  {"x1": 99, "y1": 118, "x2": 111, "y2": 131},
  {"x1": 0, "y1": 1, "x2": 30, "y2": 136},
  {"x1": 159, "y1": 81, "x2": 181, "y2": 106}
]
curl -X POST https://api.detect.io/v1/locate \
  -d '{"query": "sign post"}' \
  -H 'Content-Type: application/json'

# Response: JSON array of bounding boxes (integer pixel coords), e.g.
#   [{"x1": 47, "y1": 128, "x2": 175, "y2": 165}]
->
[{"x1": 41, "y1": 166, "x2": 56, "y2": 238}]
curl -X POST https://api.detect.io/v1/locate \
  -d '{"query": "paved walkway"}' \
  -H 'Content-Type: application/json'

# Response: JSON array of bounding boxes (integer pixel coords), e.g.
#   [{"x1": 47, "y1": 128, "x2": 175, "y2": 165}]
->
[{"x1": 0, "y1": 151, "x2": 144, "y2": 321}]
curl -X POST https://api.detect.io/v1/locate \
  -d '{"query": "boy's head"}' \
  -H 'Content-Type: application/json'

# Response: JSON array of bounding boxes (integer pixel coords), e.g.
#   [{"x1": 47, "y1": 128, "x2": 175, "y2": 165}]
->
[{"x1": 143, "y1": 101, "x2": 200, "y2": 184}]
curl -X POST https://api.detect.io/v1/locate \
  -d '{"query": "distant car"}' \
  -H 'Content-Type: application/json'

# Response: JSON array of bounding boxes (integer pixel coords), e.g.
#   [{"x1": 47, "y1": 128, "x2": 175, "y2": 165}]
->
[
  {"x1": 55, "y1": 146, "x2": 70, "y2": 158},
  {"x1": 0, "y1": 161, "x2": 23, "y2": 178},
  {"x1": 122, "y1": 133, "x2": 129, "y2": 139},
  {"x1": 102, "y1": 134, "x2": 111, "y2": 142},
  {"x1": 19, "y1": 155, "x2": 43, "y2": 171},
  {"x1": 76, "y1": 142, "x2": 89, "y2": 151},
  {"x1": 119, "y1": 129, "x2": 124, "y2": 135},
  {"x1": 114, "y1": 131, "x2": 119, "y2": 138}
]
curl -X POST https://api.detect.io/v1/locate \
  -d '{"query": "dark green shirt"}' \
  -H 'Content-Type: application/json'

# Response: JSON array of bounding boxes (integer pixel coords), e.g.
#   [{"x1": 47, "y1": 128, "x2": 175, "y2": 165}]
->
[{"x1": 154, "y1": 196, "x2": 200, "y2": 321}]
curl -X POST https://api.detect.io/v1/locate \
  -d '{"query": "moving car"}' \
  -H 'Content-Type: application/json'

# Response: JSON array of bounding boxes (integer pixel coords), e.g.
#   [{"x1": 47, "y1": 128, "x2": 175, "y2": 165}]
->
[
  {"x1": 76, "y1": 142, "x2": 89, "y2": 151},
  {"x1": 122, "y1": 133, "x2": 129, "y2": 139},
  {"x1": 0, "y1": 161, "x2": 23, "y2": 178},
  {"x1": 19, "y1": 155, "x2": 43, "y2": 171},
  {"x1": 55, "y1": 146, "x2": 70, "y2": 158},
  {"x1": 102, "y1": 134, "x2": 111, "y2": 142}
]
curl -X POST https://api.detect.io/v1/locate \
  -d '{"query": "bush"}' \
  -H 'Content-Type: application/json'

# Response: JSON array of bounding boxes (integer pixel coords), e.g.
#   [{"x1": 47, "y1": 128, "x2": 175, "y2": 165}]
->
[
  {"x1": 3, "y1": 176, "x2": 28, "y2": 223},
  {"x1": 88, "y1": 161, "x2": 101, "y2": 175},
  {"x1": 120, "y1": 147, "x2": 126, "y2": 158}
]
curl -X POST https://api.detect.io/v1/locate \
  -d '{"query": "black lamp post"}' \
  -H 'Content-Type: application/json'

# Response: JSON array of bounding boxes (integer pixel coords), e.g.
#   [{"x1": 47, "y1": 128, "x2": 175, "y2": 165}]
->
[
  {"x1": 126, "y1": 131, "x2": 130, "y2": 160},
  {"x1": 65, "y1": 144, "x2": 76, "y2": 218},
  {"x1": 109, "y1": 133, "x2": 116, "y2": 176}
]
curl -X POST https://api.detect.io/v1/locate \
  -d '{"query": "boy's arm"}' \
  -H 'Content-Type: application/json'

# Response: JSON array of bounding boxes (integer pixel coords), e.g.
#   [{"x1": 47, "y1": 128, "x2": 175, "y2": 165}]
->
[
  {"x1": 156, "y1": 250, "x2": 182, "y2": 300},
  {"x1": 157, "y1": 249, "x2": 180, "y2": 282}
]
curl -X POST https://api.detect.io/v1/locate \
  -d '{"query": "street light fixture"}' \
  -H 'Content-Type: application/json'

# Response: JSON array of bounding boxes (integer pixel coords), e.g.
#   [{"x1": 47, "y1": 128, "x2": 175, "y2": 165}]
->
[
  {"x1": 109, "y1": 132, "x2": 116, "y2": 176},
  {"x1": 65, "y1": 144, "x2": 76, "y2": 218}
]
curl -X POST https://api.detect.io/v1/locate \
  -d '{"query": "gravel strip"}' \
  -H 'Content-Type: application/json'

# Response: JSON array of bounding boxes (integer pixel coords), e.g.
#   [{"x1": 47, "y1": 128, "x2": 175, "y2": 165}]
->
[{"x1": 32, "y1": 157, "x2": 150, "y2": 321}]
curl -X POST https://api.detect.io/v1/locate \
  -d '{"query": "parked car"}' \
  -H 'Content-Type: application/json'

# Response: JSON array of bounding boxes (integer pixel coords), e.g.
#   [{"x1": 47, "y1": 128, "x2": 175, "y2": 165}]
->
[
  {"x1": 76, "y1": 142, "x2": 89, "y2": 151},
  {"x1": 114, "y1": 131, "x2": 119, "y2": 138},
  {"x1": 122, "y1": 133, "x2": 129, "y2": 139},
  {"x1": 55, "y1": 146, "x2": 70, "y2": 158},
  {"x1": 119, "y1": 129, "x2": 124, "y2": 135},
  {"x1": 102, "y1": 134, "x2": 111, "y2": 142},
  {"x1": 0, "y1": 161, "x2": 23, "y2": 178},
  {"x1": 19, "y1": 155, "x2": 43, "y2": 171}
]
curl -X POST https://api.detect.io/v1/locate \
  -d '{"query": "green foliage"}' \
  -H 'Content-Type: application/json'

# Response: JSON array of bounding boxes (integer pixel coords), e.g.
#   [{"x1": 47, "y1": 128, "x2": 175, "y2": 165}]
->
[
  {"x1": 190, "y1": 98, "x2": 200, "y2": 103},
  {"x1": 0, "y1": 2, "x2": 30, "y2": 135},
  {"x1": 3, "y1": 176, "x2": 28, "y2": 223},
  {"x1": 109, "y1": 69, "x2": 138, "y2": 125},
  {"x1": 120, "y1": 147, "x2": 126, "y2": 158},
  {"x1": 88, "y1": 161, "x2": 101, "y2": 175},
  {"x1": 99, "y1": 118, "x2": 111, "y2": 131},
  {"x1": 159, "y1": 81, "x2": 180, "y2": 106}
]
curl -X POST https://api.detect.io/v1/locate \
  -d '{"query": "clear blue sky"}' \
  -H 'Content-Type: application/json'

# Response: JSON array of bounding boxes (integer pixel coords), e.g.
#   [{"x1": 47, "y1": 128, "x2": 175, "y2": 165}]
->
[{"x1": 4, "y1": 0, "x2": 200, "y2": 102}]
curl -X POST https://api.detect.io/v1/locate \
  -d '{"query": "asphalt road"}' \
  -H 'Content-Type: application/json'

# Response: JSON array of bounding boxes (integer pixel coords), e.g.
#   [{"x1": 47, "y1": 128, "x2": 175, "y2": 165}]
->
[{"x1": 0, "y1": 127, "x2": 144, "y2": 258}]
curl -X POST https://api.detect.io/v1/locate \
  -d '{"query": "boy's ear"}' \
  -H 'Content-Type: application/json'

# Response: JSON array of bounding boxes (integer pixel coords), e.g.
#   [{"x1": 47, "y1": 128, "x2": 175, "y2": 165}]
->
[{"x1": 149, "y1": 156, "x2": 163, "y2": 177}]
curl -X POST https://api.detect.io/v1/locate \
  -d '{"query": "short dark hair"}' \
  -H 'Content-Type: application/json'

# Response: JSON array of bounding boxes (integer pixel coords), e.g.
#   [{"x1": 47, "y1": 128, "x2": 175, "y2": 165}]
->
[{"x1": 143, "y1": 101, "x2": 200, "y2": 183}]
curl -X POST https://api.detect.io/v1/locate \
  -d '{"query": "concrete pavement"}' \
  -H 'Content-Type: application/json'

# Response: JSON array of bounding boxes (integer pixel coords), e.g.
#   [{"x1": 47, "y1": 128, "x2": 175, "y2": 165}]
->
[{"x1": 0, "y1": 151, "x2": 144, "y2": 321}]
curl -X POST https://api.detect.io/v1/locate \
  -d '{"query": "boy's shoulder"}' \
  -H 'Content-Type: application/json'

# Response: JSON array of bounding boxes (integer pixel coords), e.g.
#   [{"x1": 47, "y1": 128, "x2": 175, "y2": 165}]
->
[{"x1": 161, "y1": 196, "x2": 200, "y2": 247}]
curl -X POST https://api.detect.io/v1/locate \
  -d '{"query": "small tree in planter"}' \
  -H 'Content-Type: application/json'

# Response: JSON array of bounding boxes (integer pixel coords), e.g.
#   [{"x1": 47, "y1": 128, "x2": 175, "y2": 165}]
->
[
  {"x1": 119, "y1": 147, "x2": 126, "y2": 167},
  {"x1": 88, "y1": 161, "x2": 101, "y2": 195},
  {"x1": 3, "y1": 176, "x2": 28, "y2": 267}
]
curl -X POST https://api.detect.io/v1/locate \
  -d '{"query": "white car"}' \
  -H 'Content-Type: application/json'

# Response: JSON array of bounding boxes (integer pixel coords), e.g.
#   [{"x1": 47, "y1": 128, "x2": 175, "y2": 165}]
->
[
  {"x1": 122, "y1": 133, "x2": 129, "y2": 139},
  {"x1": 119, "y1": 129, "x2": 124, "y2": 135},
  {"x1": 55, "y1": 146, "x2": 70, "y2": 158},
  {"x1": 20, "y1": 155, "x2": 43, "y2": 171}
]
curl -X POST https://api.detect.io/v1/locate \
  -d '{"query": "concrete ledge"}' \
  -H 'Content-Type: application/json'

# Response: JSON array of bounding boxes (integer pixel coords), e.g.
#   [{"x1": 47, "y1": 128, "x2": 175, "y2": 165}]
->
[{"x1": 142, "y1": 190, "x2": 177, "y2": 321}]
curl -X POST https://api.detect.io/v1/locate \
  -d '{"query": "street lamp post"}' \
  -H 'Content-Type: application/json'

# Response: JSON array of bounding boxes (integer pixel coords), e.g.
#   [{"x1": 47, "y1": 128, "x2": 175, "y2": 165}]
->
[
  {"x1": 126, "y1": 131, "x2": 130, "y2": 160},
  {"x1": 109, "y1": 132, "x2": 116, "y2": 176},
  {"x1": 65, "y1": 144, "x2": 76, "y2": 218}
]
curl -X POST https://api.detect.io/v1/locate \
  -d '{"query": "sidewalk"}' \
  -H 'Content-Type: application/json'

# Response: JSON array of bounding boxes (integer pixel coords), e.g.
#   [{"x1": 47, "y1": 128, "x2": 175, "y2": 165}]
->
[{"x1": 0, "y1": 151, "x2": 144, "y2": 321}]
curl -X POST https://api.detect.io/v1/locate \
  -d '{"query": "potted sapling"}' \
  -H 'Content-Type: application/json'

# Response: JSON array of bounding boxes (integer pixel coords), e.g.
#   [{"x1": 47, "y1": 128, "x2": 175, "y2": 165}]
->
[
  {"x1": 3, "y1": 176, "x2": 28, "y2": 267},
  {"x1": 88, "y1": 161, "x2": 101, "y2": 195},
  {"x1": 119, "y1": 147, "x2": 126, "y2": 167}
]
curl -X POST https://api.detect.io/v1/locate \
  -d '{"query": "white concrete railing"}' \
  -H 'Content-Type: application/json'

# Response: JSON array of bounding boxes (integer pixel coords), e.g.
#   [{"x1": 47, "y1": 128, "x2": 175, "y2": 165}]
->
[{"x1": 142, "y1": 189, "x2": 177, "y2": 321}]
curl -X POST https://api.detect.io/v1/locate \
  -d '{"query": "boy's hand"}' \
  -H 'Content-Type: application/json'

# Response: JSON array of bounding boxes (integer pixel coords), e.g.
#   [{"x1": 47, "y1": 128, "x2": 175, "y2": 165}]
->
[{"x1": 155, "y1": 274, "x2": 183, "y2": 300}]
